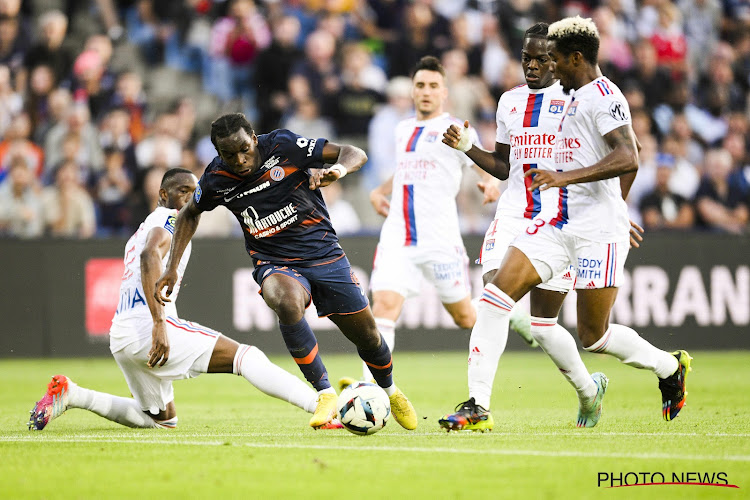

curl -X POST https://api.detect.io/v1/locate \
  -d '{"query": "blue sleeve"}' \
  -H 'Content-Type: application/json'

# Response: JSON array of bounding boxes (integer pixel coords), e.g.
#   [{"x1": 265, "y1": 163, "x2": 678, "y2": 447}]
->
[
  {"x1": 274, "y1": 129, "x2": 328, "y2": 169},
  {"x1": 193, "y1": 173, "x2": 219, "y2": 212}
]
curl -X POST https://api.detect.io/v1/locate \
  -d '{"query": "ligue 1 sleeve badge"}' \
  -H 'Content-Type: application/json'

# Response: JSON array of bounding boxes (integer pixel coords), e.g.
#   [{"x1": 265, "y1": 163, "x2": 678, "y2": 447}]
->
[{"x1": 194, "y1": 183, "x2": 202, "y2": 202}]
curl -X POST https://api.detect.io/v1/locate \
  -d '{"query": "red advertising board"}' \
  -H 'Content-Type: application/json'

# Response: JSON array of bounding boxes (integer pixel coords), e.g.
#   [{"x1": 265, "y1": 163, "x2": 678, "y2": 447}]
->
[{"x1": 85, "y1": 258, "x2": 124, "y2": 336}]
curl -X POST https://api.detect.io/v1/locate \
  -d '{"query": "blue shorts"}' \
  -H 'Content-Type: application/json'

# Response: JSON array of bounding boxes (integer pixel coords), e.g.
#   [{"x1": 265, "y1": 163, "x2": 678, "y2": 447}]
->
[{"x1": 253, "y1": 255, "x2": 369, "y2": 317}]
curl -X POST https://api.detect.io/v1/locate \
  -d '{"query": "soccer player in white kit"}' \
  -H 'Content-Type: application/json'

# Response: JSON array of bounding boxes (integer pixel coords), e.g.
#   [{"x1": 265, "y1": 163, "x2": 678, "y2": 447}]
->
[
  {"x1": 442, "y1": 17, "x2": 692, "y2": 431},
  {"x1": 439, "y1": 23, "x2": 609, "y2": 431},
  {"x1": 29, "y1": 168, "x2": 334, "y2": 431},
  {"x1": 342, "y1": 56, "x2": 500, "y2": 384}
]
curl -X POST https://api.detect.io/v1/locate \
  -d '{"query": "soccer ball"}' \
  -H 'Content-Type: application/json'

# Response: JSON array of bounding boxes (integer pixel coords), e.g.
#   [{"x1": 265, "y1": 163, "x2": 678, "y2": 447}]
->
[{"x1": 337, "y1": 382, "x2": 391, "y2": 435}]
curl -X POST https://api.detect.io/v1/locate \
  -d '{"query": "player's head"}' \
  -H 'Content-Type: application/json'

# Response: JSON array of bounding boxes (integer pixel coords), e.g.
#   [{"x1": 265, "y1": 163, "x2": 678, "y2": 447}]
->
[
  {"x1": 411, "y1": 56, "x2": 448, "y2": 120},
  {"x1": 522, "y1": 23, "x2": 554, "y2": 90},
  {"x1": 210, "y1": 113, "x2": 260, "y2": 177},
  {"x1": 159, "y1": 167, "x2": 197, "y2": 210},
  {"x1": 547, "y1": 16, "x2": 600, "y2": 93}
]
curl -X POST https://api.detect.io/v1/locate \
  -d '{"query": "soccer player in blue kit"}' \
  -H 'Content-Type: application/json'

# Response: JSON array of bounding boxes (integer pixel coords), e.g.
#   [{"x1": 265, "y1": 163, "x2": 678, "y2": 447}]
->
[{"x1": 155, "y1": 113, "x2": 417, "y2": 430}]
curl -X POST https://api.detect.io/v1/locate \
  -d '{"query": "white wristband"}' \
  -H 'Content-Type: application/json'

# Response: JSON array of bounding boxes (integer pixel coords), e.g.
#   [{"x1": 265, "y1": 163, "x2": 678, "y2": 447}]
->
[
  {"x1": 331, "y1": 164, "x2": 347, "y2": 179},
  {"x1": 456, "y1": 125, "x2": 472, "y2": 153}
]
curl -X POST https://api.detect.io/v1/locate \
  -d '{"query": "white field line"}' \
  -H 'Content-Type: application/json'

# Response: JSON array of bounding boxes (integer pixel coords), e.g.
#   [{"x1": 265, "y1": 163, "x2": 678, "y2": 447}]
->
[
  {"x1": 2, "y1": 436, "x2": 749, "y2": 462},
  {"x1": 4, "y1": 431, "x2": 749, "y2": 439}
]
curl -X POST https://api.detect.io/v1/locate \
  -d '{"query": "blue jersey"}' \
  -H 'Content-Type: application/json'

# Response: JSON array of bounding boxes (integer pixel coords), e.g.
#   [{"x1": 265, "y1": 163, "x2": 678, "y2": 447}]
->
[{"x1": 194, "y1": 129, "x2": 343, "y2": 266}]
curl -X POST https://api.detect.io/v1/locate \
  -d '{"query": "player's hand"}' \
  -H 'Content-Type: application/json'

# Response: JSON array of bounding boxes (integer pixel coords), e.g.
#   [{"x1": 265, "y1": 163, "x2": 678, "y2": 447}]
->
[
  {"x1": 442, "y1": 120, "x2": 472, "y2": 152},
  {"x1": 147, "y1": 321, "x2": 170, "y2": 368},
  {"x1": 525, "y1": 169, "x2": 568, "y2": 191},
  {"x1": 370, "y1": 190, "x2": 390, "y2": 217},
  {"x1": 477, "y1": 180, "x2": 500, "y2": 205},
  {"x1": 629, "y1": 220, "x2": 644, "y2": 249},
  {"x1": 309, "y1": 167, "x2": 344, "y2": 190},
  {"x1": 155, "y1": 269, "x2": 178, "y2": 305}
]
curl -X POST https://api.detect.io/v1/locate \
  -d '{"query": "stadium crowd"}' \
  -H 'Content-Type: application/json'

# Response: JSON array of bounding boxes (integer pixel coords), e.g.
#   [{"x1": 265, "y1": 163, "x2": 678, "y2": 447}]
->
[{"x1": 0, "y1": 0, "x2": 748, "y2": 239}]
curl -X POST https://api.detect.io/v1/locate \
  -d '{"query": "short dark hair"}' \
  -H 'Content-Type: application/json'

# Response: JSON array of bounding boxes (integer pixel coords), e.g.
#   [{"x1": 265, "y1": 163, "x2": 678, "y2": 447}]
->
[
  {"x1": 161, "y1": 167, "x2": 194, "y2": 189},
  {"x1": 524, "y1": 22, "x2": 549, "y2": 40},
  {"x1": 412, "y1": 56, "x2": 445, "y2": 78},
  {"x1": 210, "y1": 113, "x2": 254, "y2": 149},
  {"x1": 548, "y1": 16, "x2": 600, "y2": 65}
]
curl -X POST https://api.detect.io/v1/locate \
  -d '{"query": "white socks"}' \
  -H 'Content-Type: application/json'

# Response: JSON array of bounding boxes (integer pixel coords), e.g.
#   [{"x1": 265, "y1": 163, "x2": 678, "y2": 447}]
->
[
  {"x1": 584, "y1": 324, "x2": 679, "y2": 379},
  {"x1": 68, "y1": 384, "x2": 161, "y2": 428},
  {"x1": 362, "y1": 318, "x2": 395, "y2": 381},
  {"x1": 233, "y1": 344, "x2": 319, "y2": 413},
  {"x1": 529, "y1": 317, "x2": 597, "y2": 401},
  {"x1": 468, "y1": 284, "x2": 513, "y2": 409}
]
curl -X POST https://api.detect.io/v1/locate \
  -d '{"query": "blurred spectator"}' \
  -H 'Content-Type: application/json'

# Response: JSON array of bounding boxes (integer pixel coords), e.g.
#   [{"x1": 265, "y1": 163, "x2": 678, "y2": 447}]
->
[
  {"x1": 625, "y1": 133, "x2": 657, "y2": 224},
  {"x1": 280, "y1": 97, "x2": 336, "y2": 142},
  {"x1": 447, "y1": 14, "x2": 484, "y2": 76},
  {"x1": 593, "y1": 5, "x2": 633, "y2": 80},
  {"x1": 0, "y1": 63, "x2": 22, "y2": 136},
  {"x1": 340, "y1": 43, "x2": 388, "y2": 93},
  {"x1": 41, "y1": 160, "x2": 96, "y2": 238},
  {"x1": 110, "y1": 71, "x2": 147, "y2": 143},
  {"x1": 662, "y1": 134, "x2": 701, "y2": 200},
  {"x1": 193, "y1": 206, "x2": 239, "y2": 238},
  {"x1": 0, "y1": 155, "x2": 43, "y2": 238},
  {"x1": 442, "y1": 48, "x2": 495, "y2": 126},
  {"x1": 94, "y1": 148, "x2": 133, "y2": 235},
  {"x1": 72, "y1": 49, "x2": 114, "y2": 121},
  {"x1": 98, "y1": 107, "x2": 136, "y2": 164},
  {"x1": 25, "y1": 64, "x2": 56, "y2": 137},
  {"x1": 0, "y1": 3, "x2": 29, "y2": 91},
  {"x1": 354, "y1": 0, "x2": 406, "y2": 45},
  {"x1": 325, "y1": 43, "x2": 385, "y2": 144},
  {"x1": 172, "y1": 96, "x2": 199, "y2": 148},
  {"x1": 289, "y1": 30, "x2": 340, "y2": 112},
  {"x1": 23, "y1": 10, "x2": 74, "y2": 86},
  {"x1": 44, "y1": 103, "x2": 103, "y2": 178},
  {"x1": 254, "y1": 15, "x2": 303, "y2": 133},
  {"x1": 385, "y1": 1, "x2": 450, "y2": 77},
  {"x1": 0, "y1": 112, "x2": 44, "y2": 181},
  {"x1": 33, "y1": 87, "x2": 72, "y2": 144},
  {"x1": 366, "y1": 76, "x2": 413, "y2": 189},
  {"x1": 694, "y1": 148, "x2": 749, "y2": 234},
  {"x1": 623, "y1": 39, "x2": 670, "y2": 110},
  {"x1": 207, "y1": 0, "x2": 270, "y2": 117},
  {"x1": 479, "y1": 15, "x2": 510, "y2": 87},
  {"x1": 639, "y1": 153, "x2": 695, "y2": 231},
  {"x1": 134, "y1": 111, "x2": 183, "y2": 173},
  {"x1": 649, "y1": 2, "x2": 687, "y2": 78},
  {"x1": 497, "y1": 0, "x2": 550, "y2": 56},
  {"x1": 321, "y1": 181, "x2": 362, "y2": 235},
  {"x1": 678, "y1": 0, "x2": 722, "y2": 75}
]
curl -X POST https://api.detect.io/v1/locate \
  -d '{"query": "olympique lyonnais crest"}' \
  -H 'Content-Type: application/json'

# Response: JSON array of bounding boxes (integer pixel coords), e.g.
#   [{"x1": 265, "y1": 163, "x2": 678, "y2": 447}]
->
[
  {"x1": 549, "y1": 100, "x2": 565, "y2": 114},
  {"x1": 425, "y1": 131, "x2": 439, "y2": 143},
  {"x1": 566, "y1": 101, "x2": 578, "y2": 116}
]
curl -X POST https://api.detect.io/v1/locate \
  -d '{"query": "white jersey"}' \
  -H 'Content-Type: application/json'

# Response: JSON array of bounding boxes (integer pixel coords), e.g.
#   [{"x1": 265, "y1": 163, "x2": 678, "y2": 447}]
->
[
  {"x1": 494, "y1": 82, "x2": 570, "y2": 220},
  {"x1": 110, "y1": 206, "x2": 192, "y2": 334},
  {"x1": 549, "y1": 76, "x2": 631, "y2": 242},
  {"x1": 378, "y1": 113, "x2": 479, "y2": 248}
]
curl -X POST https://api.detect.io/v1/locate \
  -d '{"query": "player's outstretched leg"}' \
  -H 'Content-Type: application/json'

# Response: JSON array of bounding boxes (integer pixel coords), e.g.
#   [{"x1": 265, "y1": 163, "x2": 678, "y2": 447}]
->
[
  {"x1": 577, "y1": 372, "x2": 608, "y2": 428},
  {"x1": 583, "y1": 324, "x2": 690, "y2": 421},
  {"x1": 29, "y1": 375, "x2": 162, "y2": 430},
  {"x1": 29, "y1": 375, "x2": 71, "y2": 430},
  {"x1": 438, "y1": 397, "x2": 494, "y2": 432},
  {"x1": 659, "y1": 350, "x2": 692, "y2": 421}
]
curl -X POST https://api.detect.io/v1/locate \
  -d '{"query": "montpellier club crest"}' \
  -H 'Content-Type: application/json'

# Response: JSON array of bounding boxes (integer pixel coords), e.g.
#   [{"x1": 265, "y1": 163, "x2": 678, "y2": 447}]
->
[{"x1": 270, "y1": 166, "x2": 285, "y2": 181}]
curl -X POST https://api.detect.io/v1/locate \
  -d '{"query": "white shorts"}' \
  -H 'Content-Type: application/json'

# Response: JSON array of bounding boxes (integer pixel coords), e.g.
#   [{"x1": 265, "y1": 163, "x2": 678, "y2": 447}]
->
[
  {"x1": 479, "y1": 215, "x2": 575, "y2": 293},
  {"x1": 511, "y1": 220, "x2": 629, "y2": 290},
  {"x1": 110, "y1": 316, "x2": 220, "y2": 414},
  {"x1": 370, "y1": 243, "x2": 471, "y2": 303}
]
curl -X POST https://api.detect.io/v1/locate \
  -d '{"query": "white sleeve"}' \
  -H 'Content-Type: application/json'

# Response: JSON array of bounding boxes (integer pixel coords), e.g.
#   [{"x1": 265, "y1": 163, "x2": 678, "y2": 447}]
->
[
  {"x1": 495, "y1": 98, "x2": 510, "y2": 144},
  {"x1": 594, "y1": 93, "x2": 632, "y2": 137}
]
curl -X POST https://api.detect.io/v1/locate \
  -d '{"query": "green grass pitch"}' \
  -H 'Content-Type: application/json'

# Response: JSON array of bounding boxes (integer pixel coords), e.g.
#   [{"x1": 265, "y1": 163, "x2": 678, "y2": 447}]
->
[{"x1": 1, "y1": 351, "x2": 749, "y2": 499}]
